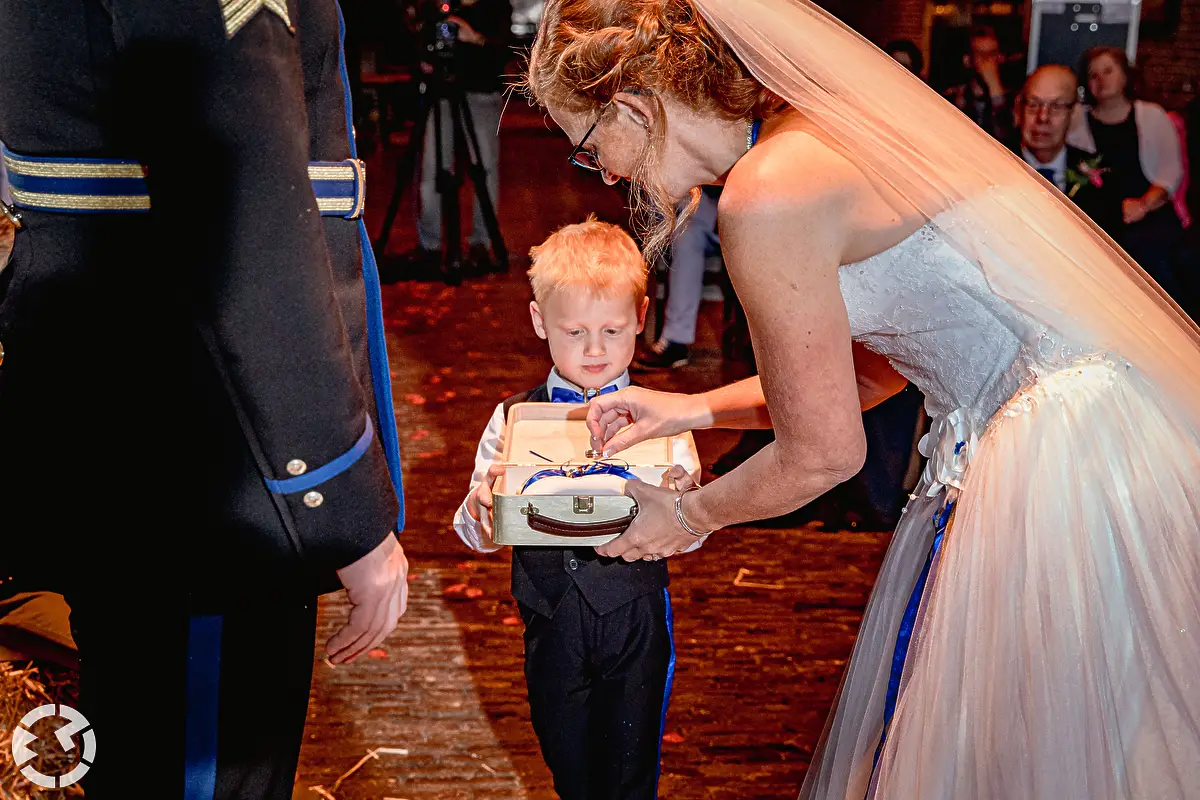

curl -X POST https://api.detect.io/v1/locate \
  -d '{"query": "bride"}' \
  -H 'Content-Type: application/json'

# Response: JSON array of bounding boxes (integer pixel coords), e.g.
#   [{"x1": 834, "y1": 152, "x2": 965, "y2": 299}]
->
[{"x1": 524, "y1": 0, "x2": 1200, "y2": 797}]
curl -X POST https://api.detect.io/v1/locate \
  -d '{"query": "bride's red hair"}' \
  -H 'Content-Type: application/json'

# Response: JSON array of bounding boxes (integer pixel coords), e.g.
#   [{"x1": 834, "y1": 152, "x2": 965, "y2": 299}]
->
[{"x1": 523, "y1": 0, "x2": 782, "y2": 258}]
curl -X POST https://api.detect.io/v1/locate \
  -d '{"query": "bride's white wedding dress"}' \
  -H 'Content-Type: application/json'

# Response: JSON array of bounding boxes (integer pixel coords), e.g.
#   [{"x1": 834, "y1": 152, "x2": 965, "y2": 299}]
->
[
  {"x1": 799, "y1": 209, "x2": 1200, "y2": 799},
  {"x1": 662, "y1": 0, "x2": 1200, "y2": 793}
]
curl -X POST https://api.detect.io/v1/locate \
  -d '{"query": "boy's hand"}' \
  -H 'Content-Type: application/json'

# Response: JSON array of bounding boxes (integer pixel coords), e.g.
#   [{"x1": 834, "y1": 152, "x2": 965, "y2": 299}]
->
[
  {"x1": 467, "y1": 463, "x2": 506, "y2": 537},
  {"x1": 660, "y1": 464, "x2": 697, "y2": 492}
]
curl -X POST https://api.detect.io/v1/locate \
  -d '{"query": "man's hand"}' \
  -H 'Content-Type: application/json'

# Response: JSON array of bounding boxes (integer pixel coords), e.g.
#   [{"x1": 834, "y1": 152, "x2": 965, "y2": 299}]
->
[
  {"x1": 0, "y1": 217, "x2": 14, "y2": 272},
  {"x1": 1123, "y1": 197, "x2": 1149, "y2": 224},
  {"x1": 467, "y1": 463, "x2": 505, "y2": 538},
  {"x1": 327, "y1": 532, "x2": 409, "y2": 664},
  {"x1": 446, "y1": 15, "x2": 484, "y2": 45}
]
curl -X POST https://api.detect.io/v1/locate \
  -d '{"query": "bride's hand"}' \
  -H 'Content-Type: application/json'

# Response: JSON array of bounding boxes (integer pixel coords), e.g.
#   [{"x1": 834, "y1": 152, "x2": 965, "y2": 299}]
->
[
  {"x1": 595, "y1": 480, "x2": 702, "y2": 562},
  {"x1": 586, "y1": 386, "x2": 705, "y2": 455}
]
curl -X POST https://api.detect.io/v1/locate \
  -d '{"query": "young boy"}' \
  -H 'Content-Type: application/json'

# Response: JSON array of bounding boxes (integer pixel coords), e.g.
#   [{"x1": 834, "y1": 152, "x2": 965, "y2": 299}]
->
[{"x1": 452, "y1": 217, "x2": 704, "y2": 800}]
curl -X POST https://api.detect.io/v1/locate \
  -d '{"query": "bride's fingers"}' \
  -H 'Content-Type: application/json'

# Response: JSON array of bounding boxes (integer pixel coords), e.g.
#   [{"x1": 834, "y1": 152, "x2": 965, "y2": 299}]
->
[
  {"x1": 602, "y1": 417, "x2": 629, "y2": 447},
  {"x1": 586, "y1": 403, "x2": 605, "y2": 440},
  {"x1": 597, "y1": 407, "x2": 630, "y2": 428},
  {"x1": 602, "y1": 425, "x2": 647, "y2": 457},
  {"x1": 587, "y1": 392, "x2": 629, "y2": 434},
  {"x1": 594, "y1": 409, "x2": 629, "y2": 441},
  {"x1": 596, "y1": 529, "x2": 637, "y2": 559}
]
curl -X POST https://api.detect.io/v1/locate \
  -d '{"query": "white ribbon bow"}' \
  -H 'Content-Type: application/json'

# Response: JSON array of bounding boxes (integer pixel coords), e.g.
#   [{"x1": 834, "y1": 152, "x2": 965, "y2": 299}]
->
[{"x1": 918, "y1": 407, "x2": 978, "y2": 498}]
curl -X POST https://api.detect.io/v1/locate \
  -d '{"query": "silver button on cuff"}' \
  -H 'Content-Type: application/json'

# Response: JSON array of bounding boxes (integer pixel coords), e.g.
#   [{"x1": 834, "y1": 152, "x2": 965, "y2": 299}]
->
[
  {"x1": 286, "y1": 459, "x2": 308, "y2": 476},
  {"x1": 303, "y1": 491, "x2": 324, "y2": 508}
]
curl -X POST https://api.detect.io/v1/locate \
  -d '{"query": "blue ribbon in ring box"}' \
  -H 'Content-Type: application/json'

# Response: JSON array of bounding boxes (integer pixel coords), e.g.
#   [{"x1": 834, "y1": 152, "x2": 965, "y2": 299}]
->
[
  {"x1": 520, "y1": 460, "x2": 640, "y2": 494},
  {"x1": 1, "y1": 146, "x2": 366, "y2": 219}
]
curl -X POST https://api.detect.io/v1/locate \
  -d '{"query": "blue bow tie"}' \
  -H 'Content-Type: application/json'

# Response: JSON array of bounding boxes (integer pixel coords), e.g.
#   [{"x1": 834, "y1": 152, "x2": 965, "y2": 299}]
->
[
  {"x1": 550, "y1": 383, "x2": 619, "y2": 404},
  {"x1": 1036, "y1": 167, "x2": 1057, "y2": 183}
]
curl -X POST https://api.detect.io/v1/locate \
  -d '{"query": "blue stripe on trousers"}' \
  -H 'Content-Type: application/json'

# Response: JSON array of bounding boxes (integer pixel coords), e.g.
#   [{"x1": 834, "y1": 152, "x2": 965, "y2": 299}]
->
[
  {"x1": 655, "y1": 588, "x2": 676, "y2": 790},
  {"x1": 184, "y1": 615, "x2": 222, "y2": 800}
]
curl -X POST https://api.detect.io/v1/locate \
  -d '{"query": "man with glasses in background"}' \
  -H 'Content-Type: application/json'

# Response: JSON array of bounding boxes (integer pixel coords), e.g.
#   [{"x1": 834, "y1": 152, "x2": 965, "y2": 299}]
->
[{"x1": 1013, "y1": 65, "x2": 1122, "y2": 236}]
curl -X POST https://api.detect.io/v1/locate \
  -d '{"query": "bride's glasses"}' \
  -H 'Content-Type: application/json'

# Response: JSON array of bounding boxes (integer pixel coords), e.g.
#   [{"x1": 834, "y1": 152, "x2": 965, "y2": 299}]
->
[{"x1": 568, "y1": 100, "x2": 613, "y2": 172}]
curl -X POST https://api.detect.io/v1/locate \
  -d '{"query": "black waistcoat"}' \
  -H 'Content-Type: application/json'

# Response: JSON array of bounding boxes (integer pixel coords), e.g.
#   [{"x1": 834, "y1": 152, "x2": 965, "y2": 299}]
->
[{"x1": 503, "y1": 383, "x2": 668, "y2": 618}]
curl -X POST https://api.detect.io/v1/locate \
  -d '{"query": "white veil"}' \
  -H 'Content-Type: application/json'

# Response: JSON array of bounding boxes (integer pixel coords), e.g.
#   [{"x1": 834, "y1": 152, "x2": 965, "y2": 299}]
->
[
  {"x1": 692, "y1": 0, "x2": 1200, "y2": 425},
  {"x1": 686, "y1": 1, "x2": 1200, "y2": 797}
]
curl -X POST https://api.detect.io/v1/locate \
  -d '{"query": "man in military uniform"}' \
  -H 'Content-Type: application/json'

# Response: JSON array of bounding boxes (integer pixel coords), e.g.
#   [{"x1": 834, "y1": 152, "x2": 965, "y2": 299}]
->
[{"x1": 0, "y1": 2, "x2": 408, "y2": 797}]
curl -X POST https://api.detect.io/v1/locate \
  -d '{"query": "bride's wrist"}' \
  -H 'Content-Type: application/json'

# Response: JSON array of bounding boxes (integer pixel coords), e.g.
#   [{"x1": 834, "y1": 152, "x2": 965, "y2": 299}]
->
[
  {"x1": 687, "y1": 392, "x2": 717, "y2": 430},
  {"x1": 680, "y1": 488, "x2": 721, "y2": 535}
]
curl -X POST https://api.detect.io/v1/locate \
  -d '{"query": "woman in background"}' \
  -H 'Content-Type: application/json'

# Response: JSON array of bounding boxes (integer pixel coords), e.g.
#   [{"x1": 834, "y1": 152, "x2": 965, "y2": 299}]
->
[{"x1": 1070, "y1": 47, "x2": 1186, "y2": 302}]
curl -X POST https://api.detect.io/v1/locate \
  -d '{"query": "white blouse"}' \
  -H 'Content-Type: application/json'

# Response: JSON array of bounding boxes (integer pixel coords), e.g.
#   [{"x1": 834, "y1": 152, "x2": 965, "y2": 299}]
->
[{"x1": 1067, "y1": 99, "x2": 1184, "y2": 195}]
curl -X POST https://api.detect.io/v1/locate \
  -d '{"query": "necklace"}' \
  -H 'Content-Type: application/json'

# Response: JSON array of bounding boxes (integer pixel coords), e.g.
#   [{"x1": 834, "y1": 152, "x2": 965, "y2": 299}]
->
[{"x1": 746, "y1": 118, "x2": 763, "y2": 150}]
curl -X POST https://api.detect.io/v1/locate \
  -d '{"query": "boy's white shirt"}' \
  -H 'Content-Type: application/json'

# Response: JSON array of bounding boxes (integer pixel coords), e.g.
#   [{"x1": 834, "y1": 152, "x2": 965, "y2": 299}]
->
[{"x1": 452, "y1": 368, "x2": 707, "y2": 554}]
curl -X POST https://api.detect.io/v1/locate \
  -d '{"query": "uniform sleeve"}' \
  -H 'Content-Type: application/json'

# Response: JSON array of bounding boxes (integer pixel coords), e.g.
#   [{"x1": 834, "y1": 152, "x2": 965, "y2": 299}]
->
[
  {"x1": 452, "y1": 404, "x2": 506, "y2": 553},
  {"x1": 110, "y1": 2, "x2": 397, "y2": 571},
  {"x1": 1138, "y1": 102, "x2": 1185, "y2": 195}
]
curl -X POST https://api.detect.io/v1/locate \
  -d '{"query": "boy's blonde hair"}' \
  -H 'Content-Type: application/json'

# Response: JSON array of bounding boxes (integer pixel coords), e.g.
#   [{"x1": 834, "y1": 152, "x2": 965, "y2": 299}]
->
[{"x1": 528, "y1": 215, "x2": 648, "y2": 307}]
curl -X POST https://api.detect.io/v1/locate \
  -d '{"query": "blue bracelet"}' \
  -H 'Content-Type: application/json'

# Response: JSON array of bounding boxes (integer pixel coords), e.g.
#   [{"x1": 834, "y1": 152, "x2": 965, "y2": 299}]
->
[{"x1": 520, "y1": 461, "x2": 640, "y2": 494}]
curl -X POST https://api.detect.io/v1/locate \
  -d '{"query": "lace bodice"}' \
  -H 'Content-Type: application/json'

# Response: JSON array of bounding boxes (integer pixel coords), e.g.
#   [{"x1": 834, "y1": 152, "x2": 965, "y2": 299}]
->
[{"x1": 838, "y1": 222, "x2": 1103, "y2": 494}]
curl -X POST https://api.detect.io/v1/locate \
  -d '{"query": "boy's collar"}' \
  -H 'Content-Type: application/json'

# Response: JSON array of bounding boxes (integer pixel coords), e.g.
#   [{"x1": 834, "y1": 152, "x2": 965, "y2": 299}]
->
[{"x1": 547, "y1": 367, "x2": 630, "y2": 397}]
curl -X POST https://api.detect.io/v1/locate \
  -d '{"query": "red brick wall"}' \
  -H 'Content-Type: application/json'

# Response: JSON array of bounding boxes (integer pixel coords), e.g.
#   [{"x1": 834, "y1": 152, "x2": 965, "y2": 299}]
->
[
  {"x1": 1137, "y1": 0, "x2": 1200, "y2": 110},
  {"x1": 842, "y1": 0, "x2": 929, "y2": 48},
  {"x1": 832, "y1": 0, "x2": 931, "y2": 74},
  {"x1": 836, "y1": 0, "x2": 1199, "y2": 111}
]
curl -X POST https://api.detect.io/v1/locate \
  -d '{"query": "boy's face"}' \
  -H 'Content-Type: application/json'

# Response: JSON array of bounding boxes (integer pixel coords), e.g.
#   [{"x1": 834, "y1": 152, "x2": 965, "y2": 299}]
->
[{"x1": 530, "y1": 287, "x2": 649, "y2": 390}]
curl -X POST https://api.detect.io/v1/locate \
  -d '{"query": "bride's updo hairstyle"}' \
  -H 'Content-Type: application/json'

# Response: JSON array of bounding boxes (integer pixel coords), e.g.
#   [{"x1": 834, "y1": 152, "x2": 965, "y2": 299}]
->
[{"x1": 525, "y1": 0, "x2": 782, "y2": 258}]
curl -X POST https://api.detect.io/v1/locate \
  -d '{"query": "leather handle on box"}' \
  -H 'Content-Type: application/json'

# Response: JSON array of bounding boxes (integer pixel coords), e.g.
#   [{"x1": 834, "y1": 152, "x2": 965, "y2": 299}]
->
[{"x1": 524, "y1": 503, "x2": 639, "y2": 538}]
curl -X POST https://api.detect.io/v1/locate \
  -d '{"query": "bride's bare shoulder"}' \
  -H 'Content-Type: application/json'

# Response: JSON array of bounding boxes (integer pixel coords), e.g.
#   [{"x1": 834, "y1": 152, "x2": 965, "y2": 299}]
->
[{"x1": 719, "y1": 123, "x2": 861, "y2": 226}]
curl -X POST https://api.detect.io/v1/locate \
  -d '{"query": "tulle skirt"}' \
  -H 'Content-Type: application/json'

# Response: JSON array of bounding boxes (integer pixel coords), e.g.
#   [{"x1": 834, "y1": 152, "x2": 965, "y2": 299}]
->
[{"x1": 799, "y1": 358, "x2": 1200, "y2": 799}]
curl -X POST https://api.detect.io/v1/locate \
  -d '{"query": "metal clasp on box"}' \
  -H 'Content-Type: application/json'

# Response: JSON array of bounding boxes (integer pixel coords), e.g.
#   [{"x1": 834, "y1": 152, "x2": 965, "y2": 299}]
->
[
  {"x1": 573, "y1": 496, "x2": 594, "y2": 514},
  {"x1": 520, "y1": 503, "x2": 540, "y2": 516}
]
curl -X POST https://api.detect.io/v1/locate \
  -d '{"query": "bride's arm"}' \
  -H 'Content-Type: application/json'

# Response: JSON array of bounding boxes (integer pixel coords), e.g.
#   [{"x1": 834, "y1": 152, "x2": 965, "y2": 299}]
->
[
  {"x1": 588, "y1": 338, "x2": 903, "y2": 454},
  {"x1": 687, "y1": 342, "x2": 905, "y2": 427},
  {"x1": 679, "y1": 159, "x2": 871, "y2": 533},
  {"x1": 854, "y1": 343, "x2": 909, "y2": 411},
  {"x1": 691, "y1": 376, "x2": 773, "y2": 429}
]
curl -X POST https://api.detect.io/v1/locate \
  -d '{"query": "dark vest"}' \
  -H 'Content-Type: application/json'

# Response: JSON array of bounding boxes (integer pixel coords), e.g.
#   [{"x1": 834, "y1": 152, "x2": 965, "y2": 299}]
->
[{"x1": 503, "y1": 383, "x2": 668, "y2": 618}]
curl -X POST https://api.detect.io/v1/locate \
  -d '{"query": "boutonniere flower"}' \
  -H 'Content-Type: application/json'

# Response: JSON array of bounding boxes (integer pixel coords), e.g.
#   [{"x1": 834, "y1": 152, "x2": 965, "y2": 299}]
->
[{"x1": 1066, "y1": 154, "x2": 1109, "y2": 198}]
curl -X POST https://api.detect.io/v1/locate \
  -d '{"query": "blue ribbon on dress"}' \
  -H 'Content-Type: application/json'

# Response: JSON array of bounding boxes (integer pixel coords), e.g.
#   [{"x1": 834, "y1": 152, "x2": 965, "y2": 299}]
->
[{"x1": 867, "y1": 500, "x2": 955, "y2": 792}]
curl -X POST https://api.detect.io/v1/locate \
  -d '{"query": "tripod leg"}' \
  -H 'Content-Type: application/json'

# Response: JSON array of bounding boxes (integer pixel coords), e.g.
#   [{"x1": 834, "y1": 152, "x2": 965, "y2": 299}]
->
[
  {"x1": 374, "y1": 84, "x2": 431, "y2": 258},
  {"x1": 455, "y1": 90, "x2": 509, "y2": 272},
  {"x1": 436, "y1": 96, "x2": 463, "y2": 286}
]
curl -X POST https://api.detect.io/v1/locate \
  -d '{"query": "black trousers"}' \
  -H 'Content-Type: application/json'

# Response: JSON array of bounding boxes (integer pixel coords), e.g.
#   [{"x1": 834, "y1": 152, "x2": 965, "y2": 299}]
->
[
  {"x1": 62, "y1": 590, "x2": 317, "y2": 800},
  {"x1": 520, "y1": 585, "x2": 674, "y2": 800}
]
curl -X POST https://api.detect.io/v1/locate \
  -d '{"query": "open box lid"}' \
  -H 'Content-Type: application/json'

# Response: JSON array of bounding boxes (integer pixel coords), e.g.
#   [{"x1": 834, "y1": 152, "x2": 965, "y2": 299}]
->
[{"x1": 500, "y1": 402, "x2": 672, "y2": 467}]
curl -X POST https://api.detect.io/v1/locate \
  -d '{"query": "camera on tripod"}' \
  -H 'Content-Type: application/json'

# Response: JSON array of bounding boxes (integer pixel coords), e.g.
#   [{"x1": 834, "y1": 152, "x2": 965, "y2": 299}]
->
[
  {"x1": 374, "y1": 0, "x2": 510, "y2": 286},
  {"x1": 417, "y1": 1, "x2": 465, "y2": 68}
]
